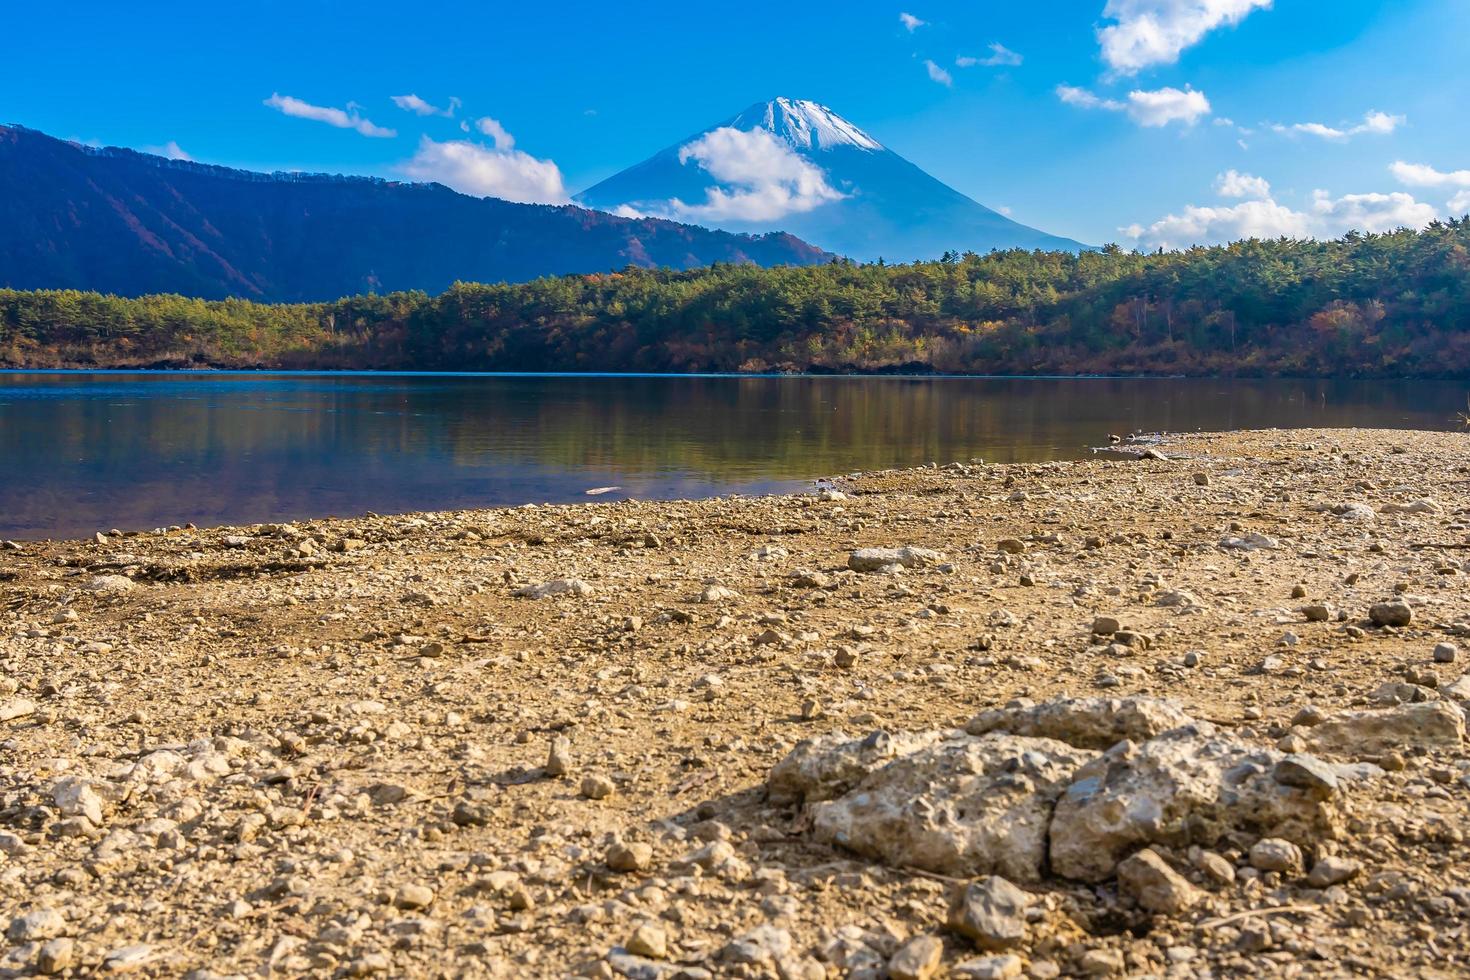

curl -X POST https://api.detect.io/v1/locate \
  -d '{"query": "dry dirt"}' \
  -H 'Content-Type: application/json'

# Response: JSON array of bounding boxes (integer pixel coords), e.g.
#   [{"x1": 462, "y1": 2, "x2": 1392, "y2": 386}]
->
[{"x1": 2, "y1": 428, "x2": 1469, "y2": 979}]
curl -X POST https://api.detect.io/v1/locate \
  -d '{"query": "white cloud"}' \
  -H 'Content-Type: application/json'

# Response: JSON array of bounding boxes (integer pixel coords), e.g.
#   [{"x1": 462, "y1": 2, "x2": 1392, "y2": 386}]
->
[
  {"x1": 631, "y1": 127, "x2": 846, "y2": 224},
  {"x1": 1127, "y1": 86, "x2": 1211, "y2": 126},
  {"x1": 1056, "y1": 85, "x2": 1125, "y2": 111},
  {"x1": 472, "y1": 117, "x2": 515, "y2": 150},
  {"x1": 1389, "y1": 161, "x2": 1470, "y2": 214},
  {"x1": 899, "y1": 12, "x2": 926, "y2": 32},
  {"x1": 391, "y1": 94, "x2": 460, "y2": 118},
  {"x1": 1273, "y1": 110, "x2": 1404, "y2": 141},
  {"x1": 143, "y1": 140, "x2": 191, "y2": 161},
  {"x1": 263, "y1": 93, "x2": 396, "y2": 138},
  {"x1": 1215, "y1": 169, "x2": 1270, "y2": 200},
  {"x1": 1310, "y1": 190, "x2": 1436, "y2": 234},
  {"x1": 1099, "y1": 0, "x2": 1273, "y2": 74},
  {"x1": 1123, "y1": 198, "x2": 1310, "y2": 248},
  {"x1": 924, "y1": 59, "x2": 954, "y2": 87},
  {"x1": 1390, "y1": 160, "x2": 1470, "y2": 189},
  {"x1": 958, "y1": 42, "x2": 1023, "y2": 68},
  {"x1": 1124, "y1": 174, "x2": 1437, "y2": 249},
  {"x1": 1056, "y1": 85, "x2": 1210, "y2": 126},
  {"x1": 399, "y1": 136, "x2": 568, "y2": 204}
]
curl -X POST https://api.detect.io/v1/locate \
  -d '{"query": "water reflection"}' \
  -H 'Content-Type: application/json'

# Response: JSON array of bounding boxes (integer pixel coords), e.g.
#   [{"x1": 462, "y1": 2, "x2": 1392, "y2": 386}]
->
[{"x1": 0, "y1": 372, "x2": 1459, "y2": 539}]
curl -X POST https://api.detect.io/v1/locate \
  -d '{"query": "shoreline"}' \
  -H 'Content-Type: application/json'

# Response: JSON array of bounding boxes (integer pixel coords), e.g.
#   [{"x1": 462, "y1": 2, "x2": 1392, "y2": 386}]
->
[{"x1": 2, "y1": 427, "x2": 1469, "y2": 977}]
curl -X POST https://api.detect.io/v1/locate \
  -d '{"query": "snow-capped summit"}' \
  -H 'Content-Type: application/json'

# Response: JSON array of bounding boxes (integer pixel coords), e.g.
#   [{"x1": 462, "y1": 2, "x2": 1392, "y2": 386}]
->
[
  {"x1": 576, "y1": 98, "x2": 1088, "y2": 261},
  {"x1": 729, "y1": 98, "x2": 883, "y2": 152}
]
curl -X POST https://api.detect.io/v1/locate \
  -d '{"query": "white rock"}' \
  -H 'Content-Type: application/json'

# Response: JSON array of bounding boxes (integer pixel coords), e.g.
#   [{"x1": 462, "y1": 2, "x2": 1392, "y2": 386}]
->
[
  {"x1": 848, "y1": 546, "x2": 944, "y2": 573},
  {"x1": 83, "y1": 575, "x2": 135, "y2": 593},
  {"x1": 515, "y1": 578, "x2": 594, "y2": 599},
  {"x1": 52, "y1": 777, "x2": 105, "y2": 825},
  {"x1": 805, "y1": 732, "x2": 1095, "y2": 881},
  {"x1": 1049, "y1": 727, "x2": 1342, "y2": 882}
]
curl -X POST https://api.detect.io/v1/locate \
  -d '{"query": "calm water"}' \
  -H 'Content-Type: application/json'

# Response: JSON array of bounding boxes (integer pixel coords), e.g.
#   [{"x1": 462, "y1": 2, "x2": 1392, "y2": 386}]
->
[{"x1": 0, "y1": 372, "x2": 1463, "y2": 540}]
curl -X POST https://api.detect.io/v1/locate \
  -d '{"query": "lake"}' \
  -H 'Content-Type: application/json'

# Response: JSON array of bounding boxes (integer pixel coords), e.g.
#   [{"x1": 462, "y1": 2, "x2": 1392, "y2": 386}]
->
[{"x1": 1, "y1": 372, "x2": 1464, "y2": 540}]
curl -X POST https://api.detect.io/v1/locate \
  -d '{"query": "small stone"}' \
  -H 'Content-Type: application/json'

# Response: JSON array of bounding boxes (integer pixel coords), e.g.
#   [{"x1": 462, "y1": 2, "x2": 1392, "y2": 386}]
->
[
  {"x1": 1195, "y1": 850, "x2": 1236, "y2": 886},
  {"x1": 102, "y1": 945, "x2": 154, "y2": 973},
  {"x1": 1273, "y1": 754, "x2": 1339, "y2": 795},
  {"x1": 393, "y1": 883, "x2": 434, "y2": 909},
  {"x1": 607, "y1": 841, "x2": 653, "y2": 872},
  {"x1": 546, "y1": 734, "x2": 572, "y2": 777},
  {"x1": 1291, "y1": 705, "x2": 1328, "y2": 727},
  {"x1": 580, "y1": 774, "x2": 615, "y2": 800},
  {"x1": 626, "y1": 922, "x2": 668, "y2": 959},
  {"x1": 1079, "y1": 949, "x2": 1125, "y2": 975},
  {"x1": 452, "y1": 800, "x2": 490, "y2": 827},
  {"x1": 1193, "y1": 472, "x2": 1210, "y2": 486},
  {"x1": 848, "y1": 546, "x2": 944, "y2": 573},
  {"x1": 681, "y1": 839, "x2": 735, "y2": 871},
  {"x1": 1306, "y1": 855, "x2": 1361, "y2": 888},
  {"x1": 1301, "y1": 604, "x2": 1332, "y2": 623},
  {"x1": 1117, "y1": 848, "x2": 1202, "y2": 914},
  {"x1": 1249, "y1": 838, "x2": 1304, "y2": 874},
  {"x1": 7, "y1": 908, "x2": 66, "y2": 942},
  {"x1": 1091, "y1": 616, "x2": 1121, "y2": 636},
  {"x1": 948, "y1": 876, "x2": 1030, "y2": 951},
  {"x1": 0, "y1": 698, "x2": 37, "y2": 722},
  {"x1": 515, "y1": 578, "x2": 594, "y2": 599},
  {"x1": 84, "y1": 574, "x2": 135, "y2": 593},
  {"x1": 37, "y1": 938, "x2": 75, "y2": 975},
  {"x1": 996, "y1": 539, "x2": 1026, "y2": 555},
  {"x1": 953, "y1": 954, "x2": 1023, "y2": 980},
  {"x1": 888, "y1": 935, "x2": 944, "y2": 980},
  {"x1": 1369, "y1": 601, "x2": 1413, "y2": 628},
  {"x1": 1434, "y1": 642, "x2": 1458, "y2": 664},
  {"x1": 51, "y1": 778, "x2": 104, "y2": 825}
]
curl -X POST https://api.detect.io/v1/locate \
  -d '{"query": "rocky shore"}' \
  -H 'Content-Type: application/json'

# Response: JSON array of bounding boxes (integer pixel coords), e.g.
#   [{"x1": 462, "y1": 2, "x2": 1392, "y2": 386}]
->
[{"x1": 2, "y1": 428, "x2": 1468, "y2": 978}]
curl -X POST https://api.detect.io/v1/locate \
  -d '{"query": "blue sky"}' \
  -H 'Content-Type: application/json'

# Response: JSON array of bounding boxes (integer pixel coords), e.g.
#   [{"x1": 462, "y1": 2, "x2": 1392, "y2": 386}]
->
[{"x1": 5, "y1": 0, "x2": 1468, "y2": 248}]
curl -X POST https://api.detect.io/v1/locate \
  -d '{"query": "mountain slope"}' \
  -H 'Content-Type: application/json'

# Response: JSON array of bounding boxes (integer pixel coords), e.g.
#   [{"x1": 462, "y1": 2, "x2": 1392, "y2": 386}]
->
[
  {"x1": 0, "y1": 125, "x2": 829, "y2": 302},
  {"x1": 577, "y1": 98, "x2": 1088, "y2": 261}
]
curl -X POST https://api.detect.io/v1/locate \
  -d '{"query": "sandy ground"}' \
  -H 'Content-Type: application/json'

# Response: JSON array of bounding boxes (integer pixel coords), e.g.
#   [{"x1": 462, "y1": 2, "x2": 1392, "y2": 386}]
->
[{"x1": 2, "y1": 427, "x2": 1468, "y2": 979}]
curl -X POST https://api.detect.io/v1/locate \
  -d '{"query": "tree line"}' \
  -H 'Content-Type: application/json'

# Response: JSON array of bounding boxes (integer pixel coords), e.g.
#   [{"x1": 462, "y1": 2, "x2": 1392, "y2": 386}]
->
[{"x1": 3, "y1": 219, "x2": 1470, "y2": 376}]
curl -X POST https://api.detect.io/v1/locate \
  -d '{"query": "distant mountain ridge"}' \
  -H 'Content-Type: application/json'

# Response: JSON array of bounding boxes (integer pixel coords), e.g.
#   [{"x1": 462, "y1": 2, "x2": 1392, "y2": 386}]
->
[
  {"x1": 578, "y1": 98, "x2": 1089, "y2": 261},
  {"x1": 0, "y1": 125, "x2": 828, "y2": 302}
]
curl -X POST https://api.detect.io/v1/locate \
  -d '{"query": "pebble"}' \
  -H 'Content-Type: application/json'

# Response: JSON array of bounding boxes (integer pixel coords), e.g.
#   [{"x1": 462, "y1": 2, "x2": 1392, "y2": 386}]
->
[
  {"x1": 579, "y1": 774, "x2": 615, "y2": 800},
  {"x1": 1249, "y1": 838, "x2": 1304, "y2": 874},
  {"x1": 1079, "y1": 949, "x2": 1124, "y2": 975},
  {"x1": 393, "y1": 883, "x2": 435, "y2": 909},
  {"x1": 1306, "y1": 855, "x2": 1361, "y2": 888},
  {"x1": 948, "y1": 876, "x2": 1030, "y2": 951},
  {"x1": 1434, "y1": 642, "x2": 1458, "y2": 664},
  {"x1": 888, "y1": 935, "x2": 944, "y2": 980},
  {"x1": 953, "y1": 954, "x2": 1023, "y2": 979},
  {"x1": 626, "y1": 921, "x2": 668, "y2": 959},
  {"x1": 1117, "y1": 848, "x2": 1201, "y2": 913},
  {"x1": 7, "y1": 908, "x2": 65, "y2": 942},
  {"x1": 1369, "y1": 601, "x2": 1413, "y2": 628},
  {"x1": 607, "y1": 841, "x2": 653, "y2": 872},
  {"x1": 37, "y1": 938, "x2": 74, "y2": 975},
  {"x1": 546, "y1": 734, "x2": 572, "y2": 777}
]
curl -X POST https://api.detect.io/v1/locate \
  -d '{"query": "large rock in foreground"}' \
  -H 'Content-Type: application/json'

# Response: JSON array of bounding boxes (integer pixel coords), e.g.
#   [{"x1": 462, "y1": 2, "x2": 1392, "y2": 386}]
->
[
  {"x1": 807, "y1": 733, "x2": 1096, "y2": 882},
  {"x1": 770, "y1": 697, "x2": 1351, "y2": 886},
  {"x1": 1045, "y1": 726, "x2": 1343, "y2": 882}
]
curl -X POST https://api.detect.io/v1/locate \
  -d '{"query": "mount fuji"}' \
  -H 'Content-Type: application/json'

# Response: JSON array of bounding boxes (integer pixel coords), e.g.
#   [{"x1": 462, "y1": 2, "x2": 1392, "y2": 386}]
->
[{"x1": 577, "y1": 98, "x2": 1088, "y2": 261}]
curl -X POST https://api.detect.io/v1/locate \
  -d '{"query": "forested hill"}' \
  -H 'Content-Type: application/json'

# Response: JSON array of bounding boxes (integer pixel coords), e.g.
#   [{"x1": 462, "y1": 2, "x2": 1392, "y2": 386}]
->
[
  {"x1": 3, "y1": 220, "x2": 1470, "y2": 377},
  {"x1": 0, "y1": 125, "x2": 828, "y2": 302}
]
